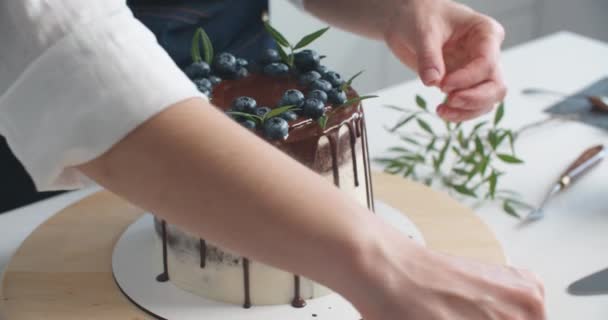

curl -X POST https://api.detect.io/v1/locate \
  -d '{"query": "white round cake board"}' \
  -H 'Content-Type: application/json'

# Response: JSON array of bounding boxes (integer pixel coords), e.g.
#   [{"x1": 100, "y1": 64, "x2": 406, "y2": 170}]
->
[{"x1": 112, "y1": 200, "x2": 425, "y2": 320}]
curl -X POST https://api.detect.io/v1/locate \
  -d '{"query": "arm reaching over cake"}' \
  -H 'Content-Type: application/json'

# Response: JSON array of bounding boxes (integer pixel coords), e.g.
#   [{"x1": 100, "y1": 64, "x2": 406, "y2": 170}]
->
[
  {"x1": 302, "y1": 0, "x2": 507, "y2": 122},
  {"x1": 78, "y1": 98, "x2": 545, "y2": 320}
]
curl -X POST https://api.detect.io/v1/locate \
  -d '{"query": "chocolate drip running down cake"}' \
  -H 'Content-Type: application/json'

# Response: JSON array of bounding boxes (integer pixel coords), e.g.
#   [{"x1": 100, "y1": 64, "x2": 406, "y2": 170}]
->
[{"x1": 153, "y1": 26, "x2": 375, "y2": 309}]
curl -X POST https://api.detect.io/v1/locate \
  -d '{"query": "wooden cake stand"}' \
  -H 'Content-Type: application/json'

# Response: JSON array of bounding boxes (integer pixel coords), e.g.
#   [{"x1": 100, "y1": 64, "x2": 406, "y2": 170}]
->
[{"x1": 0, "y1": 173, "x2": 505, "y2": 320}]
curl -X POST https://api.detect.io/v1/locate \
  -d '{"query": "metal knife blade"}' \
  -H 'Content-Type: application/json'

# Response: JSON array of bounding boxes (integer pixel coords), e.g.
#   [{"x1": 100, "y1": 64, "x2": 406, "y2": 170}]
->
[
  {"x1": 522, "y1": 144, "x2": 606, "y2": 222},
  {"x1": 568, "y1": 268, "x2": 608, "y2": 296}
]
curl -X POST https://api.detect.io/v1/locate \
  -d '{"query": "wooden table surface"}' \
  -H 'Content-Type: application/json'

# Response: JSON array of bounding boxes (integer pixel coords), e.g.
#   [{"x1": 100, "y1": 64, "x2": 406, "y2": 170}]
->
[{"x1": 0, "y1": 173, "x2": 505, "y2": 319}]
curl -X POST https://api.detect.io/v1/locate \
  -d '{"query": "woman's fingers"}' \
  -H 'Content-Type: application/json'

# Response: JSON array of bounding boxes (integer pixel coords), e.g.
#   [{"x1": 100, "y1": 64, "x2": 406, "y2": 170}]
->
[
  {"x1": 441, "y1": 54, "x2": 497, "y2": 93},
  {"x1": 437, "y1": 76, "x2": 507, "y2": 122},
  {"x1": 441, "y1": 20, "x2": 504, "y2": 93}
]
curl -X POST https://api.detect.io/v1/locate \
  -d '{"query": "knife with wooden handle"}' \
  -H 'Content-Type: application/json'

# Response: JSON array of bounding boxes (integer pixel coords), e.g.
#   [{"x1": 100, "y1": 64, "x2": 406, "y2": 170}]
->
[{"x1": 523, "y1": 144, "x2": 606, "y2": 221}]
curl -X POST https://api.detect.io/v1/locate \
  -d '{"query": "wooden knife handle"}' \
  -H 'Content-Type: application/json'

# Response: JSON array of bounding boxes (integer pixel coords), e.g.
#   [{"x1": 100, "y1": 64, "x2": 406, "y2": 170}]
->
[{"x1": 560, "y1": 145, "x2": 605, "y2": 187}]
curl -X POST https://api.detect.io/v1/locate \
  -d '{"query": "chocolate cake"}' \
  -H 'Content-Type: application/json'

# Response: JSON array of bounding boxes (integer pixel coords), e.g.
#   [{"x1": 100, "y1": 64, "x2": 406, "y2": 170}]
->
[{"x1": 152, "y1": 25, "x2": 375, "y2": 309}]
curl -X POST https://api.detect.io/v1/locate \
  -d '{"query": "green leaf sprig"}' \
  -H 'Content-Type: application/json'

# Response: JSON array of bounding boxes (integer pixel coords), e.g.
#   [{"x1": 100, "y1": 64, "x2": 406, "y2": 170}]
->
[
  {"x1": 227, "y1": 105, "x2": 298, "y2": 126},
  {"x1": 264, "y1": 22, "x2": 329, "y2": 68},
  {"x1": 317, "y1": 95, "x2": 379, "y2": 130},
  {"x1": 191, "y1": 27, "x2": 214, "y2": 64},
  {"x1": 377, "y1": 97, "x2": 530, "y2": 217}
]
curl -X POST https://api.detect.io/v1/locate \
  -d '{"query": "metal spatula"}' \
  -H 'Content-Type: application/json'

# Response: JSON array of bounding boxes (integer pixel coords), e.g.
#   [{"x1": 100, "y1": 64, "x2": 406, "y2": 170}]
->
[{"x1": 523, "y1": 145, "x2": 606, "y2": 222}]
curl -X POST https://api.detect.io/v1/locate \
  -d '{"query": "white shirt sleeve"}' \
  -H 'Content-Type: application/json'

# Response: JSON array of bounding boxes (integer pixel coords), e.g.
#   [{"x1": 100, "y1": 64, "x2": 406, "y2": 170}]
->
[{"x1": 0, "y1": 1, "x2": 204, "y2": 191}]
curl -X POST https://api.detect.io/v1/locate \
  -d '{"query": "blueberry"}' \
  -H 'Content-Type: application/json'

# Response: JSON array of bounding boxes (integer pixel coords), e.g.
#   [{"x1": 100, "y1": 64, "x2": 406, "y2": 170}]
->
[
  {"x1": 323, "y1": 71, "x2": 344, "y2": 88},
  {"x1": 255, "y1": 106, "x2": 272, "y2": 117},
  {"x1": 263, "y1": 62, "x2": 290, "y2": 76},
  {"x1": 236, "y1": 58, "x2": 249, "y2": 68},
  {"x1": 232, "y1": 96, "x2": 257, "y2": 113},
  {"x1": 260, "y1": 49, "x2": 282, "y2": 65},
  {"x1": 193, "y1": 78, "x2": 212, "y2": 91},
  {"x1": 212, "y1": 52, "x2": 238, "y2": 77},
  {"x1": 279, "y1": 110, "x2": 298, "y2": 122},
  {"x1": 279, "y1": 89, "x2": 305, "y2": 107},
  {"x1": 184, "y1": 61, "x2": 211, "y2": 79},
  {"x1": 294, "y1": 49, "x2": 320, "y2": 71},
  {"x1": 240, "y1": 119, "x2": 257, "y2": 130},
  {"x1": 302, "y1": 98, "x2": 325, "y2": 119},
  {"x1": 328, "y1": 89, "x2": 348, "y2": 105},
  {"x1": 309, "y1": 79, "x2": 333, "y2": 92},
  {"x1": 263, "y1": 117, "x2": 289, "y2": 140},
  {"x1": 198, "y1": 87, "x2": 212, "y2": 97},
  {"x1": 298, "y1": 71, "x2": 322, "y2": 86},
  {"x1": 209, "y1": 75, "x2": 222, "y2": 86},
  {"x1": 307, "y1": 90, "x2": 328, "y2": 104},
  {"x1": 236, "y1": 67, "x2": 249, "y2": 79},
  {"x1": 315, "y1": 65, "x2": 329, "y2": 76}
]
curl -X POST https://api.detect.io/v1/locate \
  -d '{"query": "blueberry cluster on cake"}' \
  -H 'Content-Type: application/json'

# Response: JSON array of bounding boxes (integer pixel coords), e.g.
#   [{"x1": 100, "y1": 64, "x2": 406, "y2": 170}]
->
[{"x1": 153, "y1": 24, "x2": 375, "y2": 309}]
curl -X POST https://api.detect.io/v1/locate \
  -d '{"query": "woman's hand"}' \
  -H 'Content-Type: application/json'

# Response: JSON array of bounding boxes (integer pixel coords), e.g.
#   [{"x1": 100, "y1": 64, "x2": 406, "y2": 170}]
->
[
  {"x1": 385, "y1": 0, "x2": 507, "y2": 122},
  {"x1": 345, "y1": 220, "x2": 546, "y2": 320}
]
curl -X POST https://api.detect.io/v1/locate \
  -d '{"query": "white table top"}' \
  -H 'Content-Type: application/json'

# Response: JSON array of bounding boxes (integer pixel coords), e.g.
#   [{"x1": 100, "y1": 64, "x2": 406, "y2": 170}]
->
[
  {"x1": 1, "y1": 31, "x2": 607, "y2": 319},
  {"x1": 365, "y1": 31, "x2": 608, "y2": 319}
]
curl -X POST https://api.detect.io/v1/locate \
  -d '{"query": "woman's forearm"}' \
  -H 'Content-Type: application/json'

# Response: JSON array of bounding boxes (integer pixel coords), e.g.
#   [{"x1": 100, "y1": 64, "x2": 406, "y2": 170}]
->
[{"x1": 76, "y1": 97, "x2": 414, "y2": 300}]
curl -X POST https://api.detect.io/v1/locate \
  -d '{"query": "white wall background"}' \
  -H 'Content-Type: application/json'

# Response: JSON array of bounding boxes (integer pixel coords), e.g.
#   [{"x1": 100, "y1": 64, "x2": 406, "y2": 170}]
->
[{"x1": 270, "y1": 0, "x2": 608, "y2": 93}]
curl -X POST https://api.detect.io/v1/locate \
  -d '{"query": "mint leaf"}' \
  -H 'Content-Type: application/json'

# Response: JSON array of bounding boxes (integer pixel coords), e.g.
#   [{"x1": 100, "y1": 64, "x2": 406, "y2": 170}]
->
[
  {"x1": 497, "y1": 154, "x2": 524, "y2": 164},
  {"x1": 264, "y1": 21, "x2": 290, "y2": 48},
  {"x1": 293, "y1": 27, "x2": 329, "y2": 50}
]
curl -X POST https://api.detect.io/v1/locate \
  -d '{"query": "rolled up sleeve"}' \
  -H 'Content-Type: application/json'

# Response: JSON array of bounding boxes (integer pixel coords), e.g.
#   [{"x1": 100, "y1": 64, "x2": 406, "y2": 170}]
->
[{"x1": 0, "y1": 2, "x2": 204, "y2": 191}]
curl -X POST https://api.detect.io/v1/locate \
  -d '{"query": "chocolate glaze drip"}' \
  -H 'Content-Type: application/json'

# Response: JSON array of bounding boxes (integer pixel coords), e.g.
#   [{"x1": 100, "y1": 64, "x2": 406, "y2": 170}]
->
[
  {"x1": 199, "y1": 239, "x2": 207, "y2": 269},
  {"x1": 291, "y1": 275, "x2": 307, "y2": 308},
  {"x1": 346, "y1": 122, "x2": 360, "y2": 187},
  {"x1": 243, "y1": 258, "x2": 252, "y2": 309},
  {"x1": 327, "y1": 132, "x2": 340, "y2": 187},
  {"x1": 156, "y1": 220, "x2": 169, "y2": 282},
  {"x1": 360, "y1": 118, "x2": 375, "y2": 211}
]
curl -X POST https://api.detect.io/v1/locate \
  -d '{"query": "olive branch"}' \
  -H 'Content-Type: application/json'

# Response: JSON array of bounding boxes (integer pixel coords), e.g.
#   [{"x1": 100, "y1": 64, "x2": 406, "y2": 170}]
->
[{"x1": 377, "y1": 95, "x2": 533, "y2": 218}]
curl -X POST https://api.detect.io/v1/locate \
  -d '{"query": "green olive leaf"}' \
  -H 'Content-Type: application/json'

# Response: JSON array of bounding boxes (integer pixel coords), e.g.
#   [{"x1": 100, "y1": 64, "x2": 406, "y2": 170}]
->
[
  {"x1": 417, "y1": 119, "x2": 434, "y2": 135},
  {"x1": 503, "y1": 201, "x2": 520, "y2": 218},
  {"x1": 226, "y1": 111, "x2": 263, "y2": 124},
  {"x1": 415, "y1": 95, "x2": 427, "y2": 111},
  {"x1": 453, "y1": 184, "x2": 477, "y2": 198},
  {"x1": 390, "y1": 114, "x2": 418, "y2": 132},
  {"x1": 497, "y1": 154, "x2": 524, "y2": 164},
  {"x1": 264, "y1": 21, "x2": 291, "y2": 48},
  {"x1": 494, "y1": 102, "x2": 505, "y2": 126},
  {"x1": 318, "y1": 114, "x2": 329, "y2": 129},
  {"x1": 293, "y1": 27, "x2": 330, "y2": 50},
  {"x1": 340, "y1": 95, "x2": 379, "y2": 107},
  {"x1": 264, "y1": 105, "x2": 297, "y2": 121}
]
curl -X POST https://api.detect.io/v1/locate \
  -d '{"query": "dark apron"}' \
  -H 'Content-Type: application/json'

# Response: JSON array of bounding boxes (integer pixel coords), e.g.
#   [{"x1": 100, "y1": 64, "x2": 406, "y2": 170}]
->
[{"x1": 0, "y1": 0, "x2": 271, "y2": 213}]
